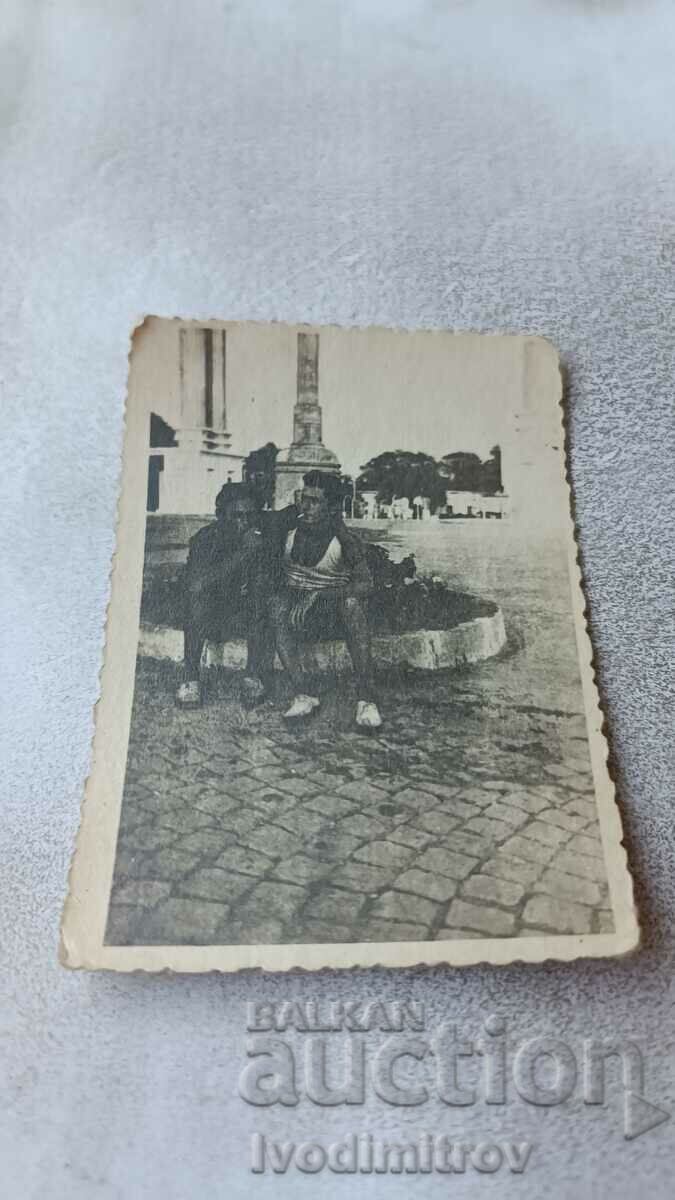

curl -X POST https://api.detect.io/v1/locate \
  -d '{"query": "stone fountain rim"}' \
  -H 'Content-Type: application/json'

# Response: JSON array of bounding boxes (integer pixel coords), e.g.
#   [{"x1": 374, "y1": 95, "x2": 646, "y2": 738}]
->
[{"x1": 137, "y1": 597, "x2": 507, "y2": 673}]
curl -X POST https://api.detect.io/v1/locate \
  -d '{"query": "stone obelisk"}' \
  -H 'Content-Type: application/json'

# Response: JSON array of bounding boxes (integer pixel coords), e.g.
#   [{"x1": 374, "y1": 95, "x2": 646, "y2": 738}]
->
[{"x1": 274, "y1": 332, "x2": 341, "y2": 509}]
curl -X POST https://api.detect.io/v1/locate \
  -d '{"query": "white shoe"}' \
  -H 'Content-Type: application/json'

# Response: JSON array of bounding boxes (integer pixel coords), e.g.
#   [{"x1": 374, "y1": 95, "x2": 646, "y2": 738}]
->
[
  {"x1": 356, "y1": 700, "x2": 382, "y2": 729},
  {"x1": 176, "y1": 680, "x2": 202, "y2": 708},
  {"x1": 284, "y1": 694, "x2": 320, "y2": 719}
]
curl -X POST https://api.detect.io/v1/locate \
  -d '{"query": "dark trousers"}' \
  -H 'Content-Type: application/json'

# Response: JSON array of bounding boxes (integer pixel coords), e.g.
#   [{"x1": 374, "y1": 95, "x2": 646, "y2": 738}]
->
[{"x1": 183, "y1": 570, "x2": 274, "y2": 683}]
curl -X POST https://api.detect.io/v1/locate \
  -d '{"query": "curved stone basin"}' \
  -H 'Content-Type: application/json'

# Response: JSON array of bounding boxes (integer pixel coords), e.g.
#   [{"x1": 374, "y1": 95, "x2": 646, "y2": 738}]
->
[{"x1": 138, "y1": 595, "x2": 506, "y2": 672}]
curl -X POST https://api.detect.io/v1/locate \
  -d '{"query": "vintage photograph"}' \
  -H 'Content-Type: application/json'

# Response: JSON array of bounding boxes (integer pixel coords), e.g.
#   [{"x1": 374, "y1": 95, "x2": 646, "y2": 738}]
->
[{"x1": 61, "y1": 320, "x2": 637, "y2": 970}]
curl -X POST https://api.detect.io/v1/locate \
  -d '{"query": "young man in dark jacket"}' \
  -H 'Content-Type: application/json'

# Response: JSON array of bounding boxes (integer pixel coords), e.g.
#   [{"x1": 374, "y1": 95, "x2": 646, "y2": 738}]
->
[{"x1": 175, "y1": 482, "x2": 272, "y2": 707}]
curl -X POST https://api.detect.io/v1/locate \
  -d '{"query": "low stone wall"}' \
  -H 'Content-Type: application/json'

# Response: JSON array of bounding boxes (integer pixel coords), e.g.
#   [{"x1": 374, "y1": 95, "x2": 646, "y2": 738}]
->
[{"x1": 137, "y1": 605, "x2": 506, "y2": 673}]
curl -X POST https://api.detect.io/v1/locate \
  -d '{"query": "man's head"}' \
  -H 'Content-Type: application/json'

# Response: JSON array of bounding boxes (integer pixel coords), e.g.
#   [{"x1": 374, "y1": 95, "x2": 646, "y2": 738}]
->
[
  {"x1": 299, "y1": 471, "x2": 343, "y2": 526},
  {"x1": 214, "y1": 482, "x2": 261, "y2": 535}
]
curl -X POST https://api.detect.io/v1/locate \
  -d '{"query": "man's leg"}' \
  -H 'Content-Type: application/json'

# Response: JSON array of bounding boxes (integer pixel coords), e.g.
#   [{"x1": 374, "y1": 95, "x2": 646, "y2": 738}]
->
[
  {"x1": 338, "y1": 595, "x2": 382, "y2": 728},
  {"x1": 241, "y1": 601, "x2": 276, "y2": 703},
  {"x1": 269, "y1": 593, "x2": 320, "y2": 718},
  {"x1": 177, "y1": 579, "x2": 213, "y2": 706}
]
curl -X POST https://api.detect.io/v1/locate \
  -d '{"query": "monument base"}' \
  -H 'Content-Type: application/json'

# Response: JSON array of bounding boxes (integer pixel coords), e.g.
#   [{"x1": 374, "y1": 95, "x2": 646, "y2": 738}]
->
[{"x1": 274, "y1": 449, "x2": 341, "y2": 510}]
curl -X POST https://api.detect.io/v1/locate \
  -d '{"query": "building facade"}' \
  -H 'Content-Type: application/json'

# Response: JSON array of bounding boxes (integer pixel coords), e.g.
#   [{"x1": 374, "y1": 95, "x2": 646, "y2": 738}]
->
[{"x1": 147, "y1": 325, "x2": 244, "y2": 514}]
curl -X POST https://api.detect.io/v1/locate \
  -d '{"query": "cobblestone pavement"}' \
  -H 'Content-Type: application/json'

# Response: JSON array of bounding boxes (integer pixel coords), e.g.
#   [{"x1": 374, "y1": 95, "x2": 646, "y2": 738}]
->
[{"x1": 106, "y1": 653, "x2": 612, "y2": 947}]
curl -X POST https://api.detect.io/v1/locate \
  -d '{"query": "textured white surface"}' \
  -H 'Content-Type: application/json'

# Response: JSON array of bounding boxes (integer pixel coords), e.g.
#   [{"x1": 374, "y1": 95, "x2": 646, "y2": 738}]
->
[{"x1": 2, "y1": 1, "x2": 675, "y2": 1195}]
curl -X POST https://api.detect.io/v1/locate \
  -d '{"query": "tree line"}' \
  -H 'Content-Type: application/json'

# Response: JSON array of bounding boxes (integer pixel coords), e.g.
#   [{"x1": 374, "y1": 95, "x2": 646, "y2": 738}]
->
[
  {"x1": 243, "y1": 444, "x2": 503, "y2": 512},
  {"x1": 355, "y1": 447, "x2": 503, "y2": 510}
]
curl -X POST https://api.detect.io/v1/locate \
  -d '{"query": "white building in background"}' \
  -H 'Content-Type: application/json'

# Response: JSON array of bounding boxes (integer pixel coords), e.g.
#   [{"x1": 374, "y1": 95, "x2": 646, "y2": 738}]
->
[
  {"x1": 482, "y1": 493, "x2": 510, "y2": 519},
  {"x1": 147, "y1": 325, "x2": 244, "y2": 514},
  {"x1": 359, "y1": 490, "x2": 380, "y2": 520},
  {"x1": 443, "y1": 489, "x2": 510, "y2": 518}
]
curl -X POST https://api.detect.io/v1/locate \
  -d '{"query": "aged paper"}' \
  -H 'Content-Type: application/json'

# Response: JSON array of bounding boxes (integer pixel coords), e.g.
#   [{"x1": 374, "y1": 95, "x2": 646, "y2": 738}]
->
[{"x1": 60, "y1": 319, "x2": 638, "y2": 971}]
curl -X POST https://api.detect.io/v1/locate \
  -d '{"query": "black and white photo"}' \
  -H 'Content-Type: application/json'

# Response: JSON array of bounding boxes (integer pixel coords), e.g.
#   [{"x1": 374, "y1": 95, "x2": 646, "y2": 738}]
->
[{"x1": 61, "y1": 319, "x2": 637, "y2": 970}]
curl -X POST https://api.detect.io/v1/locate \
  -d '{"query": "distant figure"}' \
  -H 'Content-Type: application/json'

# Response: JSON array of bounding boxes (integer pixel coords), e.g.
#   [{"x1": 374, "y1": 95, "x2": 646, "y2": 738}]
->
[
  {"x1": 176, "y1": 483, "x2": 272, "y2": 708},
  {"x1": 268, "y1": 470, "x2": 383, "y2": 729}
]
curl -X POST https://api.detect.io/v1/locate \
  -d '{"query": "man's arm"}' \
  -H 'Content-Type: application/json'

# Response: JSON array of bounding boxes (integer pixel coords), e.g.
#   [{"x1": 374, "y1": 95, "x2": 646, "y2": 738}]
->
[
  {"x1": 261, "y1": 504, "x2": 299, "y2": 536},
  {"x1": 184, "y1": 524, "x2": 220, "y2": 591},
  {"x1": 334, "y1": 525, "x2": 373, "y2": 597}
]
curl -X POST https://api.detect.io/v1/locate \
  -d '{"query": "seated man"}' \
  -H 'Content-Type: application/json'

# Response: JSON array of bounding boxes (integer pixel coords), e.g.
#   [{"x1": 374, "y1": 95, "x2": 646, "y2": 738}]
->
[
  {"x1": 175, "y1": 482, "x2": 272, "y2": 707},
  {"x1": 269, "y1": 470, "x2": 382, "y2": 729}
]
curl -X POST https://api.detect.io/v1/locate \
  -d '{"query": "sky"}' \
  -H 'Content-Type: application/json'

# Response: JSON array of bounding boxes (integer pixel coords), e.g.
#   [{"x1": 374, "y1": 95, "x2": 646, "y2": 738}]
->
[{"x1": 225, "y1": 324, "x2": 514, "y2": 479}]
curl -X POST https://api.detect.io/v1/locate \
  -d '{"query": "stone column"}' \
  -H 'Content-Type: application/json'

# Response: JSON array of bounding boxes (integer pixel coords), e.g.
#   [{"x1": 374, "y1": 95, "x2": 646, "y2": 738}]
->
[
  {"x1": 273, "y1": 331, "x2": 341, "y2": 508},
  {"x1": 294, "y1": 332, "x2": 322, "y2": 445}
]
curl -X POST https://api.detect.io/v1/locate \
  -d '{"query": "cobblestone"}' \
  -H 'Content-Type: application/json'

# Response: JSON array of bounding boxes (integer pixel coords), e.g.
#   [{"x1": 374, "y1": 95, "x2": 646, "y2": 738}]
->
[
  {"x1": 518, "y1": 820, "x2": 571, "y2": 848},
  {"x1": 522, "y1": 894, "x2": 594, "y2": 934},
  {"x1": 414, "y1": 811, "x2": 460, "y2": 836},
  {"x1": 391, "y1": 786, "x2": 446, "y2": 813},
  {"x1": 362, "y1": 921, "x2": 430, "y2": 943},
  {"x1": 239, "y1": 881, "x2": 306, "y2": 922},
  {"x1": 336, "y1": 780, "x2": 390, "y2": 805},
  {"x1": 446, "y1": 899, "x2": 516, "y2": 937},
  {"x1": 481, "y1": 854, "x2": 545, "y2": 887},
  {"x1": 144, "y1": 898, "x2": 228, "y2": 943},
  {"x1": 536, "y1": 808, "x2": 588, "y2": 833},
  {"x1": 461, "y1": 874, "x2": 525, "y2": 908},
  {"x1": 126, "y1": 825, "x2": 179, "y2": 852},
  {"x1": 481, "y1": 800, "x2": 530, "y2": 829},
  {"x1": 335, "y1": 813, "x2": 389, "y2": 840},
  {"x1": 415, "y1": 846, "x2": 480, "y2": 880},
  {"x1": 239, "y1": 824, "x2": 298, "y2": 858},
  {"x1": 353, "y1": 840, "x2": 416, "y2": 868},
  {"x1": 298, "y1": 922, "x2": 357, "y2": 943},
  {"x1": 370, "y1": 891, "x2": 439, "y2": 926},
  {"x1": 502, "y1": 790, "x2": 550, "y2": 815},
  {"x1": 499, "y1": 834, "x2": 558, "y2": 866},
  {"x1": 533, "y1": 869, "x2": 605, "y2": 907},
  {"x1": 302, "y1": 831, "x2": 364, "y2": 862},
  {"x1": 303, "y1": 794, "x2": 358, "y2": 819},
  {"x1": 308, "y1": 888, "x2": 367, "y2": 923},
  {"x1": 565, "y1": 796, "x2": 600, "y2": 821},
  {"x1": 332, "y1": 862, "x2": 397, "y2": 894},
  {"x1": 274, "y1": 808, "x2": 327, "y2": 838},
  {"x1": 272, "y1": 855, "x2": 334, "y2": 884},
  {"x1": 179, "y1": 830, "x2": 230, "y2": 857},
  {"x1": 112, "y1": 880, "x2": 171, "y2": 906},
  {"x1": 435, "y1": 928, "x2": 488, "y2": 940},
  {"x1": 143, "y1": 847, "x2": 202, "y2": 878},
  {"x1": 395, "y1": 868, "x2": 458, "y2": 903},
  {"x1": 387, "y1": 826, "x2": 436, "y2": 851},
  {"x1": 465, "y1": 815, "x2": 513, "y2": 842},
  {"x1": 213, "y1": 845, "x2": 274, "y2": 876},
  {"x1": 566, "y1": 833, "x2": 605, "y2": 860},
  {"x1": 554, "y1": 849, "x2": 607, "y2": 882},
  {"x1": 105, "y1": 658, "x2": 611, "y2": 946},
  {"x1": 178, "y1": 868, "x2": 252, "y2": 903}
]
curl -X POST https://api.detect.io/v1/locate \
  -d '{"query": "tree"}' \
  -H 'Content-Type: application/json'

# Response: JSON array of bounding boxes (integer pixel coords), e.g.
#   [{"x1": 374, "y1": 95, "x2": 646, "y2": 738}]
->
[
  {"x1": 357, "y1": 450, "x2": 447, "y2": 513},
  {"x1": 481, "y1": 445, "x2": 503, "y2": 495},
  {"x1": 438, "y1": 451, "x2": 483, "y2": 492}
]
